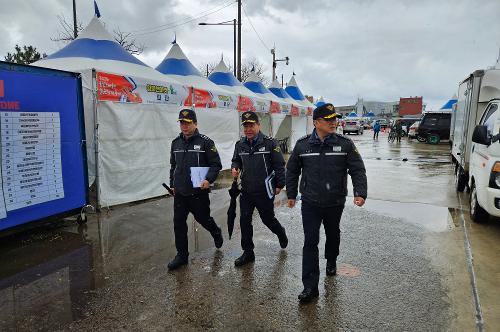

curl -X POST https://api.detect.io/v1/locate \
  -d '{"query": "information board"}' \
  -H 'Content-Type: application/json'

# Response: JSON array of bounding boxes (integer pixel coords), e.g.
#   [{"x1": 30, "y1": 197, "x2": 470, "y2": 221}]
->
[{"x1": 0, "y1": 62, "x2": 87, "y2": 231}]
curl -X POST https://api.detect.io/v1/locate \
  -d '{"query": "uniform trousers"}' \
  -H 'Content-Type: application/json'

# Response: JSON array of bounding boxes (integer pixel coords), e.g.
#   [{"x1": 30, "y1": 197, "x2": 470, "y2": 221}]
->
[
  {"x1": 301, "y1": 199, "x2": 345, "y2": 290},
  {"x1": 173, "y1": 192, "x2": 219, "y2": 258}
]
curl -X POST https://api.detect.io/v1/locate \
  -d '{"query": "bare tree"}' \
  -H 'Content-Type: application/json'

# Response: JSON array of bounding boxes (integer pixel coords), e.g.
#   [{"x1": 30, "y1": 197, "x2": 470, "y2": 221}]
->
[
  {"x1": 51, "y1": 15, "x2": 145, "y2": 55},
  {"x1": 198, "y1": 57, "x2": 269, "y2": 86}
]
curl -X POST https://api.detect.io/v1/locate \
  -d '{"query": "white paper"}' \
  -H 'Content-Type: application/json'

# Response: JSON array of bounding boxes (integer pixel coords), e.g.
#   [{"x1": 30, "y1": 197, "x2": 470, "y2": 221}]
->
[
  {"x1": 265, "y1": 171, "x2": 275, "y2": 199},
  {"x1": 190, "y1": 167, "x2": 210, "y2": 188},
  {"x1": 1, "y1": 111, "x2": 65, "y2": 212}
]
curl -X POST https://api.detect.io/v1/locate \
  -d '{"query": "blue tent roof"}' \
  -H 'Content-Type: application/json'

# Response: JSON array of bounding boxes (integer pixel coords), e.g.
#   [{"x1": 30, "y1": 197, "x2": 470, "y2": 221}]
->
[
  {"x1": 156, "y1": 43, "x2": 202, "y2": 76},
  {"x1": 268, "y1": 80, "x2": 293, "y2": 99},
  {"x1": 244, "y1": 71, "x2": 272, "y2": 94},
  {"x1": 440, "y1": 98, "x2": 458, "y2": 110},
  {"x1": 366, "y1": 111, "x2": 375, "y2": 117},
  {"x1": 285, "y1": 76, "x2": 305, "y2": 101},
  {"x1": 315, "y1": 97, "x2": 325, "y2": 107},
  {"x1": 348, "y1": 112, "x2": 359, "y2": 117},
  {"x1": 208, "y1": 59, "x2": 242, "y2": 86},
  {"x1": 45, "y1": 17, "x2": 147, "y2": 66}
]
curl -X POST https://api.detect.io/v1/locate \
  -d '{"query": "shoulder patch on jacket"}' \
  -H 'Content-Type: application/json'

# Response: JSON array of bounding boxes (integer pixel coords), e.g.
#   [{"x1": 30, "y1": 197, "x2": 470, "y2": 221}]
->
[
  {"x1": 335, "y1": 134, "x2": 352, "y2": 142},
  {"x1": 199, "y1": 134, "x2": 212, "y2": 141},
  {"x1": 263, "y1": 135, "x2": 273, "y2": 141}
]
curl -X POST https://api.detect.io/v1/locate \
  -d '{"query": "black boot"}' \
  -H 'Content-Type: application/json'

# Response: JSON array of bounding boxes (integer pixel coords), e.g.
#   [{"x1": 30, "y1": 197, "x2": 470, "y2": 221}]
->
[
  {"x1": 298, "y1": 288, "x2": 319, "y2": 303},
  {"x1": 326, "y1": 260, "x2": 337, "y2": 276},
  {"x1": 167, "y1": 255, "x2": 188, "y2": 270},
  {"x1": 234, "y1": 251, "x2": 255, "y2": 267},
  {"x1": 212, "y1": 227, "x2": 223, "y2": 249},
  {"x1": 278, "y1": 226, "x2": 288, "y2": 249}
]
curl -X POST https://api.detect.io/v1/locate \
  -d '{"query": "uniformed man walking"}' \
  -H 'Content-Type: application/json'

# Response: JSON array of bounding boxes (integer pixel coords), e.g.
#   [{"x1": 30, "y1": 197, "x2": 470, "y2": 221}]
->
[
  {"x1": 167, "y1": 109, "x2": 224, "y2": 270},
  {"x1": 286, "y1": 103, "x2": 367, "y2": 303},
  {"x1": 231, "y1": 111, "x2": 288, "y2": 266}
]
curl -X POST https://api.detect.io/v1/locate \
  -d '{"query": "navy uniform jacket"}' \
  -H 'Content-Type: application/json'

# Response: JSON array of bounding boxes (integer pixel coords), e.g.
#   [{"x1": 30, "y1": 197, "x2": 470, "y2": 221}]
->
[
  {"x1": 231, "y1": 132, "x2": 286, "y2": 194},
  {"x1": 286, "y1": 130, "x2": 367, "y2": 207},
  {"x1": 170, "y1": 130, "x2": 222, "y2": 196}
]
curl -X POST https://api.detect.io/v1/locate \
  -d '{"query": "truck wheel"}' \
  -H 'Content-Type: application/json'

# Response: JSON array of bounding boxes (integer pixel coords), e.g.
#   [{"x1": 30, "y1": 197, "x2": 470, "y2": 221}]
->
[
  {"x1": 470, "y1": 183, "x2": 489, "y2": 223},
  {"x1": 455, "y1": 167, "x2": 466, "y2": 192},
  {"x1": 417, "y1": 135, "x2": 427, "y2": 142}
]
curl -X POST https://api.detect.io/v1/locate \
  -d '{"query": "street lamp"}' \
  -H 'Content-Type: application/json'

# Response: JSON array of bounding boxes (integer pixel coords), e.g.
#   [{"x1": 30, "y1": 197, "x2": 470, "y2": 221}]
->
[
  {"x1": 199, "y1": 20, "x2": 237, "y2": 78},
  {"x1": 271, "y1": 46, "x2": 289, "y2": 84}
]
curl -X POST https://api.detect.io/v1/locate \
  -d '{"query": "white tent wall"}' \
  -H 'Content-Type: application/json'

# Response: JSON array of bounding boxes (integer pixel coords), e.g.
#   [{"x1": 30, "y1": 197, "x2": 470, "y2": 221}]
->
[
  {"x1": 256, "y1": 113, "x2": 273, "y2": 136},
  {"x1": 273, "y1": 115, "x2": 292, "y2": 152},
  {"x1": 290, "y1": 116, "x2": 308, "y2": 148},
  {"x1": 306, "y1": 116, "x2": 314, "y2": 134},
  {"x1": 271, "y1": 114, "x2": 286, "y2": 138},
  {"x1": 96, "y1": 102, "x2": 179, "y2": 207},
  {"x1": 194, "y1": 108, "x2": 240, "y2": 170}
]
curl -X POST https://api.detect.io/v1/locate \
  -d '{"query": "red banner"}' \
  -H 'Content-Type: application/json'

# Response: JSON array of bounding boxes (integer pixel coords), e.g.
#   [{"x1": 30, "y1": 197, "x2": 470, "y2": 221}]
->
[
  {"x1": 184, "y1": 87, "x2": 216, "y2": 108},
  {"x1": 97, "y1": 72, "x2": 143, "y2": 103},
  {"x1": 237, "y1": 96, "x2": 256, "y2": 112}
]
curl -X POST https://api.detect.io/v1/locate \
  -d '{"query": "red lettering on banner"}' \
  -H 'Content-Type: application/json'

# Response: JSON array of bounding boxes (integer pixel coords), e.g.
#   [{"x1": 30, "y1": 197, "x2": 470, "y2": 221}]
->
[
  {"x1": 237, "y1": 96, "x2": 256, "y2": 112},
  {"x1": 291, "y1": 105, "x2": 300, "y2": 116},
  {"x1": 96, "y1": 72, "x2": 142, "y2": 103},
  {"x1": 0, "y1": 80, "x2": 4, "y2": 97},
  {"x1": 270, "y1": 101, "x2": 281, "y2": 114}
]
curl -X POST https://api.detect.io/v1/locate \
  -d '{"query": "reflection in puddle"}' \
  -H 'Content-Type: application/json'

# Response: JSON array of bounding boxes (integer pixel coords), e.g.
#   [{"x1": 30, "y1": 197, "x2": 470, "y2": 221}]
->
[{"x1": 358, "y1": 199, "x2": 454, "y2": 232}]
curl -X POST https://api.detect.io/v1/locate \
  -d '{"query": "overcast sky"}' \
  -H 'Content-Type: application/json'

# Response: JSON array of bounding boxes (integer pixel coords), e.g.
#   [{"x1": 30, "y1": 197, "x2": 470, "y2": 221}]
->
[{"x1": 1, "y1": 0, "x2": 499, "y2": 110}]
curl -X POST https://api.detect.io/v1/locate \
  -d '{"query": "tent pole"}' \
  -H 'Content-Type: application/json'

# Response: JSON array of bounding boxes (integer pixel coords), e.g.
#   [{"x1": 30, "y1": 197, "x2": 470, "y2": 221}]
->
[{"x1": 92, "y1": 69, "x2": 101, "y2": 211}]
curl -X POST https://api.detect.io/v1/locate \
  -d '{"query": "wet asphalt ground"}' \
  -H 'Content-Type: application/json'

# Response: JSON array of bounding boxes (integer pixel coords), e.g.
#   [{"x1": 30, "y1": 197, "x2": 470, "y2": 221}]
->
[{"x1": 1, "y1": 130, "x2": 500, "y2": 331}]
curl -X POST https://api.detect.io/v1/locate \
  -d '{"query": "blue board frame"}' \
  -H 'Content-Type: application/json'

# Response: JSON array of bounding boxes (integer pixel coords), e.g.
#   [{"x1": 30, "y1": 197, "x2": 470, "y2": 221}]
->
[{"x1": 0, "y1": 62, "x2": 88, "y2": 231}]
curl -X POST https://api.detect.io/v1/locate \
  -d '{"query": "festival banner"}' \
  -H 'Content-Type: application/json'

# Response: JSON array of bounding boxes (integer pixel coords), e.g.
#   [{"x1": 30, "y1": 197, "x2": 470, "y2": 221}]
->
[
  {"x1": 270, "y1": 101, "x2": 281, "y2": 114},
  {"x1": 291, "y1": 104, "x2": 300, "y2": 116},
  {"x1": 96, "y1": 71, "x2": 188, "y2": 106},
  {"x1": 237, "y1": 96, "x2": 270, "y2": 113}
]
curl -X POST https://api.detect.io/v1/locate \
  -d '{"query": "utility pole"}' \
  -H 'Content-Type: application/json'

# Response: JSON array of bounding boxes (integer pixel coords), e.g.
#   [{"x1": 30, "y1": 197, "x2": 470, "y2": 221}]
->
[
  {"x1": 271, "y1": 46, "x2": 289, "y2": 83},
  {"x1": 233, "y1": 19, "x2": 237, "y2": 77},
  {"x1": 72, "y1": 0, "x2": 78, "y2": 39},
  {"x1": 237, "y1": 0, "x2": 242, "y2": 81}
]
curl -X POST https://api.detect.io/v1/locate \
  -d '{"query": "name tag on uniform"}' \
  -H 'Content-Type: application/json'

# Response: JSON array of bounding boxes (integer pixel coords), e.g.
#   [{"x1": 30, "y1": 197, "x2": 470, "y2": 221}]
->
[
  {"x1": 332, "y1": 146, "x2": 342, "y2": 152},
  {"x1": 259, "y1": 147, "x2": 266, "y2": 152},
  {"x1": 193, "y1": 145, "x2": 201, "y2": 150}
]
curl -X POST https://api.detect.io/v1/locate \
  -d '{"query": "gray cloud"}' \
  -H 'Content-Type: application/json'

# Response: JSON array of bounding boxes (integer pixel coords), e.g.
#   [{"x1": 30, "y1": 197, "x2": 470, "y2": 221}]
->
[{"x1": 1, "y1": 0, "x2": 499, "y2": 110}]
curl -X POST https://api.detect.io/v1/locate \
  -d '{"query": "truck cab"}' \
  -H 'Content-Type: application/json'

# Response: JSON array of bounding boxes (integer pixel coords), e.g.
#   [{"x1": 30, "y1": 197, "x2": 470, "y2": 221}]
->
[{"x1": 469, "y1": 100, "x2": 500, "y2": 221}]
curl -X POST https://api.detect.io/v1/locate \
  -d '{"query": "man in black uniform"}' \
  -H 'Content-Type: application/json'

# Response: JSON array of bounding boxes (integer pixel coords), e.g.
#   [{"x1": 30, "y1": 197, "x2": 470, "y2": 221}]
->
[
  {"x1": 167, "y1": 109, "x2": 224, "y2": 270},
  {"x1": 286, "y1": 103, "x2": 367, "y2": 303},
  {"x1": 231, "y1": 111, "x2": 288, "y2": 267}
]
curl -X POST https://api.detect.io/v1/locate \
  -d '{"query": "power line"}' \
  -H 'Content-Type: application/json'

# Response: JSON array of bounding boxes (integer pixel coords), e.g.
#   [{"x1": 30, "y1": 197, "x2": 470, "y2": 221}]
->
[
  {"x1": 242, "y1": 3, "x2": 269, "y2": 51},
  {"x1": 132, "y1": 1, "x2": 236, "y2": 36}
]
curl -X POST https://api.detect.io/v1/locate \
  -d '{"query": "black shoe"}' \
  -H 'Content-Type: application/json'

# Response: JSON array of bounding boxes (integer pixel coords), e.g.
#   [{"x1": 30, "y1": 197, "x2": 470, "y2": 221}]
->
[
  {"x1": 298, "y1": 288, "x2": 319, "y2": 303},
  {"x1": 167, "y1": 255, "x2": 188, "y2": 270},
  {"x1": 278, "y1": 227, "x2": 288, "y2": 249},
  {"x1": 234, "y1": 251, "x2": 255, "y2": 267},
  {"x1": 213, "y1": 227, "x2": 223, "y2": 249},
  {"x1": 326, "y1": 260, "x2": 337, "y2": 276}
]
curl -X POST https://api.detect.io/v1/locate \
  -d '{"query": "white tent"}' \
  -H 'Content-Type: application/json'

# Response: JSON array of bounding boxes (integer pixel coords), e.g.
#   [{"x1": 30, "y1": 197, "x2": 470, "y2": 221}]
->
[
  {"x1": 156, "y1": 44, "x2": 240, "y2": 169},
  {"x1": 34, "y1": 17, "x2": 188, "y2": 207},
  {"x1": 268, "y1": 79, "x2": 297, "y2": 149},
  {"x1": 285, "y1": 75, "x2": 313, "y2": 147}
]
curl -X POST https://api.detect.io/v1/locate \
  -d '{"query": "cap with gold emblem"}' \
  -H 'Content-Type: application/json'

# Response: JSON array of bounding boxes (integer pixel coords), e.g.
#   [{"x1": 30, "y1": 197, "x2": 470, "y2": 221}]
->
[
  {"x1": 313, "y1": 103, "x2": 342, "y2": 120},
  {"x1": 178, "y1": 108, "x2": 197, "y2": 123},
  {"x1": 241, "y1": 111, "x2": 259, "y2": 124}
]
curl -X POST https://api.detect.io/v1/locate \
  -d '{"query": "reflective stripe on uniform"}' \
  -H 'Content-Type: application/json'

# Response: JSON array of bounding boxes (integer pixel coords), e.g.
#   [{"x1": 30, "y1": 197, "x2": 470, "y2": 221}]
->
[
  {"x1": 299, "y1": 153, "x2": 320, "y2": 157},
  {"x1": 325, "y1": 152, "x2": 347, "y2": 156}
]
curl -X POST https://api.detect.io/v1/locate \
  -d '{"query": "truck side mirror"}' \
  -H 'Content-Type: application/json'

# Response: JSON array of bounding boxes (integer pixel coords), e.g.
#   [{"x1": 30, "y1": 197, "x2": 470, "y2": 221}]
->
[{"x1": 472, "y1": 125, "x2": 491, "y2": 145}]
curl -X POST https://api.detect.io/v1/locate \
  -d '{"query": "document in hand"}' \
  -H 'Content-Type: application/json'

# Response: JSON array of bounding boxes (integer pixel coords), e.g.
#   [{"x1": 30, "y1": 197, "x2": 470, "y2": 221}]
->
[
  {"x1": 265, "y1": 171, "x2": 275, "y2": 199},
  {"x1": 190, "y1": 167, "x2": 210, "y2": 188}
]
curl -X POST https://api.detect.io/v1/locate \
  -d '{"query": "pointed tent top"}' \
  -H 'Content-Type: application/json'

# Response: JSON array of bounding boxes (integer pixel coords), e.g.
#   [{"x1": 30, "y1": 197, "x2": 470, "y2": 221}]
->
[
  {"x1": 208, "y1": 58, "x2": 241, "y2": 87},
  {"x1": 94, "y1": 0, "x2": 101, "y2": 18},
  {"x1": 440, "y1": 95, "x2": 458, "y2": 110},
  {"x1": 246, "y1": 70, "x2": 261, "y2": 83},
  {"x1": 156, "y1": 42, "x2": 201, "y2": 76},
  {"x1": 315, "y1": 96, "x2": 326, "y2": 107},
  {"x1": 348, "y1": 112, "x2": 359, "y2": 117},
  {"x1": 172, "y1": 33, "x2": 176, "y2": 44},
  {"x1": 251, "y1": 65, "x2": 255, "y2": 72},
  {"x1": 213, "y1": 57, "x2": 231, "y2": 73},
  {"x1": 76, "y1": 17, "x2": 114, "y2": 41},
  {"x1": 285, "y1": 75, "x2": 306, "y2": 101},
  {"x1": 43, "y1": 17, "x2": 146, "y2": 66}
]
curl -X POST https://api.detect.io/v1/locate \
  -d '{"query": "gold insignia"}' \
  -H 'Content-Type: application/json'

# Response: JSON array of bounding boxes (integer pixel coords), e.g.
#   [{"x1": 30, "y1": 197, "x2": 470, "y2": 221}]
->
[
  {"x1": 211, "y1": 146, "x2": 217, "y2": 152},
  {"x1": 182, "y1": 111, "x2": 189, "y2": 116},
  {"x1": 326, "y1": 104, "x2": 334, "y2": 111},
  {"x1": 244, "y1": 113, "x2": 251, "y2": 118},
  {"x1": 273, "y1": 146, "x2": 281, "y2": 152}
]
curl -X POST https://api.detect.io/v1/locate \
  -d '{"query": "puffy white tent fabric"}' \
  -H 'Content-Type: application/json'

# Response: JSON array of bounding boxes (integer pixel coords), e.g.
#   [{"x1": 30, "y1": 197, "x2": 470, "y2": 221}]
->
[
  {"x1": 156, "y1": 43, "x2": 240, "y2": 169},
  {"x1": 34, "y1": 17, "x2": 186, "y2": 207},
  {"x1": 268, "y1": 79, "x2": 296, "y2": 147}
]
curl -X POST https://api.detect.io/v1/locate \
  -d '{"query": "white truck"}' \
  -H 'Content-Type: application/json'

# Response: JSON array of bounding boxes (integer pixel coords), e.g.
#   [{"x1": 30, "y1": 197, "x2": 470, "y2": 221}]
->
[{"x1": 451, "y1": 61, "x2": 500, "y2": 222}]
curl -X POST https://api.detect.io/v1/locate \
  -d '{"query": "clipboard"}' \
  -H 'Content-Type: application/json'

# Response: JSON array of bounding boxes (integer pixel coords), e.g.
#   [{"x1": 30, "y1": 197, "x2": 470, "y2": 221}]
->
[
  {"x1": 265, "y1": 171, "x2": 275, "y2": 199},
  {"x1": 190, "y1": 167, "x2": 210, "y2": 188}
]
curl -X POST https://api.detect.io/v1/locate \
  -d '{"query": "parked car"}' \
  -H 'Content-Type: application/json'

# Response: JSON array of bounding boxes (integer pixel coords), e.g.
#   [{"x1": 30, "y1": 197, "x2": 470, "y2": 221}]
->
[
  {"x1": 416, "y1": 112, "x2": 451, "y2": 143},
  {"x1": 344, "y1": 120, "x2": 364, "y2": 135},
  {"x1": 408, "y1": 121, "x2": 420, "y2": 139}
]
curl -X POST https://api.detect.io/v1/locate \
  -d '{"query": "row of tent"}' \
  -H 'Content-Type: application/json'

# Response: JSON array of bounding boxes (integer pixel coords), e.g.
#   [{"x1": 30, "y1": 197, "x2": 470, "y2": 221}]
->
[{"x1": 32, "y1": 17, "x2": 317, "y2": 207}]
